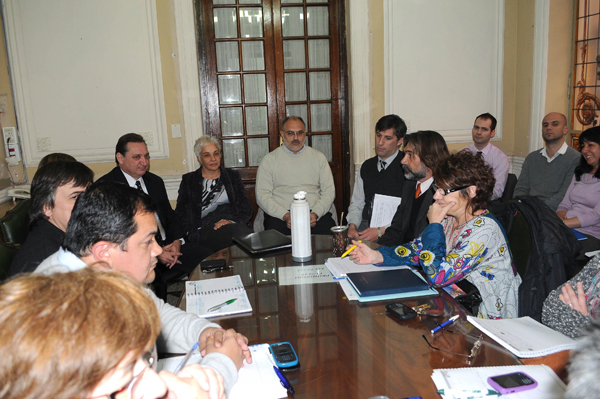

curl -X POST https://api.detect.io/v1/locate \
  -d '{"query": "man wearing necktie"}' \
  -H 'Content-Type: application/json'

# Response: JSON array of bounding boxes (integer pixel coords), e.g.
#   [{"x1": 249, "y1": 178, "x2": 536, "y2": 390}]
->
[
  {"x1": 347, "y1": 115, "x2": 407, "y2": 242},
  {"x1": 461, "y1": 113, "x2": 509, "y2": 200},
  {"x1": 99, "y1": 133, "x2": 211, "y2": 276},
  {"x1": 378, "y1": 130, "x2": 449, "y2": 246}
]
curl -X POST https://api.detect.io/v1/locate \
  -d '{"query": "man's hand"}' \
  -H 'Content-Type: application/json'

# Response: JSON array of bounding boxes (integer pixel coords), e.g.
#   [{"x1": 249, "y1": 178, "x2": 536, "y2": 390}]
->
[
  {"x1": 158, "y1": 241, "x2": 182, "y2": 268},
  {"x1": 214, "y1": 219, "x2": 233, "y2": 230},
  {"x1": 198, "y1": 327, "x2": 252, "y2": 364},
  {"x1": 158, "y1": 369, "x2": 212, "y2": 399},
  {"x1": 426, "y1": 201, "x2": 455, "y2": 224},
  {"x1": 357, "y1": 227, "x2": 380, "y2": 242},
  {"x1": 283, "y1": 213, "x2": 292, "y2": 229},
  {"x1": 310, "y1": 212, "x2": 318, "y2": 227},
  {"x1": 347, "y1": 224, "x2": 360, "y2": 239},
  {"x1": 205, "y1": 329, "x2": 246, "y2": 370}
]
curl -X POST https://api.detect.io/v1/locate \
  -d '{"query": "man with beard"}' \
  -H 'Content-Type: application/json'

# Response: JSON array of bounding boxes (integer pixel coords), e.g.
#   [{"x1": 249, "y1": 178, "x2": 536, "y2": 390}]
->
[
  {"x1": 256, "y1": 116, "x2": 335, "y2": 234},
  {"x1": 378, "y1": 131, "x2": 449, "y2": 246},
  {"x1": 513, "y1": 112, "x2": 581, "y2": 211}
]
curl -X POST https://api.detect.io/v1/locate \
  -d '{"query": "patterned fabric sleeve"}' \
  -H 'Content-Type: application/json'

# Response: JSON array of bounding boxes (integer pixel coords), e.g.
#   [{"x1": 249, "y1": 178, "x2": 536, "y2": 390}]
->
[{"x1": 377, "y1": 216, "x2": 498, "y2": 287}]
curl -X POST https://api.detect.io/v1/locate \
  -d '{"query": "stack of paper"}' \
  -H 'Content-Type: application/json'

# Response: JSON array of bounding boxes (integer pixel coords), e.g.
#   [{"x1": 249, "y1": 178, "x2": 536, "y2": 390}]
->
[
  {"x1": 467, "y1": 316, "x2": 576, "y2": 358},
  {"x1": 325, "y1": 256, "x2": 409, "y2": 279},
  {"x1": 432, "y1": 365, "x2": 565, "y2": 399}
]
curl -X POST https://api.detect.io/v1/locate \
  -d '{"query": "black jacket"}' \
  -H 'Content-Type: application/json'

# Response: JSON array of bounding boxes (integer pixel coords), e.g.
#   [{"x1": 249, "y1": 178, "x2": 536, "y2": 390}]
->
[
  {"x1": 98, "y1": 167, "x2": 184, "y2": 243},
  {"x1": 490, "y1": 196, "x2": 582, "y2": 321},
  {"x1": 175, "y1": 166, "x2": 253, "y2": 241},
  {"x1": 378, "y1": 183, "x2": 434, "y2": 247},
  {"x1": 9, "y1": 219, "x2": 64, "y2": 276}
]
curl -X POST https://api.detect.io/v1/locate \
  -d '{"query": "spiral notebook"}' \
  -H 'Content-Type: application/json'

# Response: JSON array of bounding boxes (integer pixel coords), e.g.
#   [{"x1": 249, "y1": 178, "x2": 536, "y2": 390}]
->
[{"x1": 185, "y1": 275, "x2": 252, "y2": 318}]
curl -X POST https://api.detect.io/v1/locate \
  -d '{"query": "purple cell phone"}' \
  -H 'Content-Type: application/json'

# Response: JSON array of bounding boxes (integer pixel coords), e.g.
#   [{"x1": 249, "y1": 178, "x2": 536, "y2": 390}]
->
[{"x1": 487, "y1": 371, "x2": 538, "y2": 394}]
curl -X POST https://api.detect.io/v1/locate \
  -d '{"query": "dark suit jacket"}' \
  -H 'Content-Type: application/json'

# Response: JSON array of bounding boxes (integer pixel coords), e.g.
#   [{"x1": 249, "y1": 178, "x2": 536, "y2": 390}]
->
[
  {"x1": 377, "y1": 182, "x2": 434, "y2": 247},
  {"x1": 98, "y1": 167, "x2": 183, "y2": 243}
]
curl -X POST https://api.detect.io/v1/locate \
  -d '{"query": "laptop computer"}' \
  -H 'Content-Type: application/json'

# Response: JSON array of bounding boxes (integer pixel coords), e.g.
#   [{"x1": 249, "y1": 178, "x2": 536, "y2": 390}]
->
[{"x1": 232, "y1": 229, "x2": 292, "y2": 255}]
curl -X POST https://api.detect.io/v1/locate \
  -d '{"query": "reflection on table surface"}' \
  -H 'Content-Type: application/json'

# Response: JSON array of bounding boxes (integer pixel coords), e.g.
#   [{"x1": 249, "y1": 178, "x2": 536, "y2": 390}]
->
[{"x1": 178, "y1": 235, "x2": 521, "y2": 398}]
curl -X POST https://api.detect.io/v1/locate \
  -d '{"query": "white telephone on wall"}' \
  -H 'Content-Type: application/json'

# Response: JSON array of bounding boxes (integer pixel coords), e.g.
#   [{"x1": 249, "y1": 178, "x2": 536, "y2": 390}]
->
[{"x1": 7, "y1": 187, "x2": 30, "y2": 200}]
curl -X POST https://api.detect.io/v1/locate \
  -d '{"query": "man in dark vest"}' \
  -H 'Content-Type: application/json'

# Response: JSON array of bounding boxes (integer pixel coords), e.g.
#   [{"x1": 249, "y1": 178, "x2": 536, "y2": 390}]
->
[
  {"x1": 347, "y1": 115, "x2": 407, "y2": 242},
  {"x1": 378, "y1": 130, "x2": 449, "y2": 246}
]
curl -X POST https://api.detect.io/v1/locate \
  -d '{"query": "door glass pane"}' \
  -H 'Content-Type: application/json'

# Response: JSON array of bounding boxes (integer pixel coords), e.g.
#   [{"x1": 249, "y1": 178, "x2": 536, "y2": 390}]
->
[
  {"x1": 223, "y1": 139, "x2": 246, "y2": 167},
  {"x1": 214, "y1": 8, "x2": 238, "y2": 39},
  {"x1": 281, "y1": 0, "x2": 301, "y2": 3},
  {"x1": 311, "y1": 134, "x2": 332, "y2": 161},
  {"x1": 246, "y1": 106, "x2": 268, "y2": 135},
  {"x1": 309, "y1": 71, "x2": 330, "y2": 100},
  {"x1": 307, "y1": 7, "x2": 328, "y2": 36},
  {"x1": 240, "y1": 8, "x2": 264, "y2": 38},
  {"x1": 248, "y1": 137, "x2": 269, "y2": 166},
  {"x1": 282, "y1": 7, "x2": 304, "y2": 37},
  {"x1": 242, "y1": 41, "x2": 265, "y2": 71},
  {"x1": 218, "y1": 75, "x2": 242, "y2": 104},
  {"x1": 283, "y1": 40, "x2": 306, "y2": 69},
  {"x1": 243, "y1": 74, "x2": 267, "y2": 103},
  {"x1": 308, "y1": 39, "x2": 329, "y2": 68},
  {"x1": 240, "y1": 0, "x2": 262, "y2": 3},
  {"x1": 216, "y1": 42, "x2": 240, "y2": 72},
  {"x1": 310, "y1": 0, "x2": 329, "y2": 2},
  {"x1": 311, "y1": 103, "x2": 331, "y2": 131},
  {"x1": 285, "y1": 72, "x2": 307, "y2": 101},
  {"x1": 214, "y1": 0, "x2": 235, "y2": 4},
  {"x1": 220, "y1": 107, "x2": 243, "y2": 136},
  {"x1": 286, "y1": 104, "x2": 308, "y2": 125}
]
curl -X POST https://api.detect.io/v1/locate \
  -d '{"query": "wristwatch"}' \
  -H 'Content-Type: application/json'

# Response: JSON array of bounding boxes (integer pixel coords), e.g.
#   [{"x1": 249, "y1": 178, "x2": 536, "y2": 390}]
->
[{"x1": 377, "y1": 227, "x2": 382, "y2": 238}]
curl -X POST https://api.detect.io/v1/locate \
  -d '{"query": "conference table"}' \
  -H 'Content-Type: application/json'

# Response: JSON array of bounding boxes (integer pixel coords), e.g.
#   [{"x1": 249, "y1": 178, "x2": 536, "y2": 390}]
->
[{"x1": 178, "y1": 235, "x2": 522, "y2": 398}]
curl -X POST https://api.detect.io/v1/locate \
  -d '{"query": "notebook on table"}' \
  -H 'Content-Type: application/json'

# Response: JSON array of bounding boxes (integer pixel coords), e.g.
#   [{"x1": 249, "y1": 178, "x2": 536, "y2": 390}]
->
[
  {"x1": 233, "y1": 229, "x2": 292, "y2": 255},
  {"x1": 346, "y1": 268, "x2": 435, "y2": 297},
  {"x1": 185, "y1": 275, "x2": 252, "y2": 318}
]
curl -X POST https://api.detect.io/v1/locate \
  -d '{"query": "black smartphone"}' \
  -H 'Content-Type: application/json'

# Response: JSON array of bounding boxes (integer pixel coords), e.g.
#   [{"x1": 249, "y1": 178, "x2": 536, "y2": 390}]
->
[
  {"x1": 269, "y1": 342, "x2": 300, "y2": 369},
  {"x1": 200, "y1": 258, "x2": 227, "y2": 272},
  {"x1": 386, "y1": 303, "x2": 417, "y2": 320}
]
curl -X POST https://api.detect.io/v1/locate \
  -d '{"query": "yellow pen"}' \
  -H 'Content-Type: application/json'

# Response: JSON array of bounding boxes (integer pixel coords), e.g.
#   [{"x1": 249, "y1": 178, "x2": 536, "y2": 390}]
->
[{"x1": 341, "y1": 240, "x2": 362, "y2": 258}]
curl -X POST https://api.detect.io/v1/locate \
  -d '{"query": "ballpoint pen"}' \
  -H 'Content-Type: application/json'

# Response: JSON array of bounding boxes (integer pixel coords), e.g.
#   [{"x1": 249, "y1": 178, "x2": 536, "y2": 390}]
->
[
  {"x1": 208, "y1": 298, "x2": 237, "y2": 312},
  {"x1": 174, "y1": 341, "x2": 199, "y2": 374},
  {"x1": 431, "y1": 314, "x2": 459, "y2": 334},
  {"x1": 437, "y1": 389, "x2": 501, "y2": 396},
  {"x1": 341, "y1": 240, "x2": 362, "y2": 258},
  {"x1": 272, "y1": 365, "x2": 295, "y2": 394}
]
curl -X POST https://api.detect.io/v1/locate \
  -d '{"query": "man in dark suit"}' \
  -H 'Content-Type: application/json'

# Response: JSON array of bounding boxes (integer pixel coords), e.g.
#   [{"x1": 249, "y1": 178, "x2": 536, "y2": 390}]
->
[
  {"x1": 98, "y1": 133, "x2": 211, "y2": 275},
  {"x1": 378, "y1": 130, "x2": 449, "y2": 246}
]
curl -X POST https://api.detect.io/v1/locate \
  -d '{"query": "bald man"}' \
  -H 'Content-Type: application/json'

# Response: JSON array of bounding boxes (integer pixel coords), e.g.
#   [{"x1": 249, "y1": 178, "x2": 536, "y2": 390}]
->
[{"x1": 513, "y1": 112, "x2": 580, "y2": 211}]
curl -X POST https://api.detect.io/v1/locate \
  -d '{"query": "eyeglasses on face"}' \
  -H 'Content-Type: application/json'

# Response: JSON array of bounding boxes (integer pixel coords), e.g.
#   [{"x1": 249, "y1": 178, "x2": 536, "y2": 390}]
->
[
  {"x1": 432, "y1": 184, "x2": 471, "y2": 196},
  {"x1": 284, "y1": 130, "x2": 306, "y2": 137}
]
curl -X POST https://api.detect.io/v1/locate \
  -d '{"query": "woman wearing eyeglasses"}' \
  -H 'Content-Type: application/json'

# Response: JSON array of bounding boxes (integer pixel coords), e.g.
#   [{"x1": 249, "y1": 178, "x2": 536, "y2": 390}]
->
[
  {"x1": 349, "y1": 151, "x2": 522, "y2": 319},
  {"x1": 0, "y1": 268, "x2": 223, "y2": 399}
]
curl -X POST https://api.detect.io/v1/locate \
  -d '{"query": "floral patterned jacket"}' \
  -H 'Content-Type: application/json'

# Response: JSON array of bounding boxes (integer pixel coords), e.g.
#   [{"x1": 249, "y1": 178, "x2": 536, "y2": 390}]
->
[{"x1": 377, "y1": 210, "x2": 522, "y2": 319}]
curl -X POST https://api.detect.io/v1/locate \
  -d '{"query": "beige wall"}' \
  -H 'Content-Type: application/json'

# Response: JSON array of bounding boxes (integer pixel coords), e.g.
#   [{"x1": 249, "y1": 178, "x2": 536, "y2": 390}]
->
[
  {"x1": 369, "y1": 0, "x2": 386, "y2": 135},
  {"x1": 0, "y1": 13, "x2": 15, "y2": 173}
]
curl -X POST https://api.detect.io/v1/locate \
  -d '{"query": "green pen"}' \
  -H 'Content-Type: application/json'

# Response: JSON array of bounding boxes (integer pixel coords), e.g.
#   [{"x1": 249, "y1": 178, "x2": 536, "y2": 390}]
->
[
  {"x1": 437, "y1": 389, "x2": 501, "y2": 397},
  {"x1": 208, "y1": 298, "x2": 237, "y2": 312}
]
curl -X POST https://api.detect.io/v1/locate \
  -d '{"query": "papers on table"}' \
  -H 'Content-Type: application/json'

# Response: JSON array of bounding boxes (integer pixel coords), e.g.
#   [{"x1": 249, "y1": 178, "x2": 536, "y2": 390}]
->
[
  {"x1": 325, "y1": 256, "x2": 409, "y2": 279},
  {"x1": 230, "y1": 344, "x2": 288, "y2": 399},
  {"x1": 370, "y1": 193, "x2": 402, "y2": 227},
  {"x1": 432, "y1": 364, "x2": 565, "y2": 399},
  {"x1": 278, "y1": 265, "x2": 334, "y2": 286},
  {"x1": 467, "y1": 316, "x2": 576, "y2": 358}
]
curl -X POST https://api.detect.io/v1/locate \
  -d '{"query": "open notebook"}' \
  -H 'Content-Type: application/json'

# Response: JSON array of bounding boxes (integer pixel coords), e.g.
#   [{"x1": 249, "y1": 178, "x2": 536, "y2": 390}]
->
[{"x1": 185, "y1": 275, "x2": 252, "y2": 318}]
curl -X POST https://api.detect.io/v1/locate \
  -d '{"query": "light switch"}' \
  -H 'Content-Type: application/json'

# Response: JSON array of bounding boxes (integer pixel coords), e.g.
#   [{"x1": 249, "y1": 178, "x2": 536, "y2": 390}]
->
[{"x1": 171, "y1": 124, "x2": 181, "y2": 138}]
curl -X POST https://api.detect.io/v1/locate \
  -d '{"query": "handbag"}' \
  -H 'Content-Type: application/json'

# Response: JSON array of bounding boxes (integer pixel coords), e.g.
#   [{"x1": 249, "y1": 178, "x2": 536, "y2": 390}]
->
[{"x1": 454, "y1": 278, "x2": 482, "y2": 316}]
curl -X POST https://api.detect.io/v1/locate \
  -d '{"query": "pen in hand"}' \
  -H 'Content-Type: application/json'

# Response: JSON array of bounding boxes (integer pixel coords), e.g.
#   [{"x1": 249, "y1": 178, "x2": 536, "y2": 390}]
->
[
  {"x1": 341, "y1": 240, "x2": 362, "y2": 258},
  {"x1": 174, "y1": 341, "x2": 199, "y2": 374}
]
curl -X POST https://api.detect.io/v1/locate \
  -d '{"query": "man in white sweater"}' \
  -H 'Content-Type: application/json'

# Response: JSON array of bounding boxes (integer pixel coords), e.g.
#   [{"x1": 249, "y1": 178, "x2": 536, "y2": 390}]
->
[
  {"x1": 256, "y1": 116, "x2": 336, "y2": 234},
  {"x1": 34, "y1": 181, "x2": 250, "y2": 397}
]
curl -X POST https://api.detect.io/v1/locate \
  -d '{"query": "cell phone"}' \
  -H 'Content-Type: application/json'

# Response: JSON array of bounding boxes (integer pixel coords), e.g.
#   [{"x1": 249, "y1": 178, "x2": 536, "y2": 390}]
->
[
  {"x1": 269, "y1": 342, "x2": 299, "y2": 369},
  {"x1": 487, "y1": 372, "x2": 538, "y2": 394},
  {"x1": 200, "y1": 258, "x2": 227, "y2": 272},
  {"x1": 386, "y1": 303, "x2": 417, "y2": 320}
]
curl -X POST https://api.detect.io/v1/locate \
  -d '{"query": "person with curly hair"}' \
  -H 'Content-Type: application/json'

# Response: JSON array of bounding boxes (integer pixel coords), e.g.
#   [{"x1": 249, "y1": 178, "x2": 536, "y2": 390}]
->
[{"x1": 348, "y1": 151, "x2": 522, "y2": 319}]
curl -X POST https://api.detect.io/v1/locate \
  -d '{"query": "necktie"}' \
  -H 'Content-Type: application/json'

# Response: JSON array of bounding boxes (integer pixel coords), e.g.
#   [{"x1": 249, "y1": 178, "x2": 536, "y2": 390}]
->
[
  {"x1": 380, "y1": 160, "x2": 387, "y2": 172},
  {"x1": 135, "y1": 180, "x2": 143, "y2": 191},
  {"x1": 476, "y1": 151, "x2": 483, "y2": 158},
  {"x1": 415, "y1": 182, "x2": 421, "y2": 199}
]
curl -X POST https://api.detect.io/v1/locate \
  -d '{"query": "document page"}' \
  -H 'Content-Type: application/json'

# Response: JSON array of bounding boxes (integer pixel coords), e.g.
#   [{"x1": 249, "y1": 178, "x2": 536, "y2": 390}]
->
[{"x1": 369, "y1": 194, "x2": 402, "y2": 227}]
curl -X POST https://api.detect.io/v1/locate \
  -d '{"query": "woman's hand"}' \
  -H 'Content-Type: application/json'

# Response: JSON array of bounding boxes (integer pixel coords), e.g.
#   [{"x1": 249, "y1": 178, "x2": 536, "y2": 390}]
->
[
  {"x1": 348, "y1": 240, "x2": 383, "y2": 264},
  {"x1": 213, "y1": 219, "x2": 233, "y2": 230},
  {"x1": 427, "y1": 201, "x2": 455, "y2": 224},
  {"x1": 559, "y1": 282, "x2": 588, "y2": 316},
  {"x1": 556, "y1": 210, "x2": 567, "y2": 220}
]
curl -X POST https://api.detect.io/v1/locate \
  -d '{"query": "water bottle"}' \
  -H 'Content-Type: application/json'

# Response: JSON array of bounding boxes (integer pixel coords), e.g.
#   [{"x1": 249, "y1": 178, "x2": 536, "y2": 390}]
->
[{"x1": 290, "y1": 191, "x2": 312, "y2": 262}]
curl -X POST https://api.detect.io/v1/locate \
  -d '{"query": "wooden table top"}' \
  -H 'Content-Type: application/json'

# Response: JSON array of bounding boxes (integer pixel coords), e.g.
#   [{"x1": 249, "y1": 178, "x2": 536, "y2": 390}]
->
[{"x1": 179, "y1": 235, "x2": 522, "y2": 398}]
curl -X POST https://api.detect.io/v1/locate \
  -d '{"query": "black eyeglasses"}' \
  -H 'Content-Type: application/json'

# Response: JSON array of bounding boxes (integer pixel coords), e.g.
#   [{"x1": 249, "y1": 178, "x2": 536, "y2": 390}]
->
[{"x1": 432, "y1": 184, "x2": 471, "y2": 196}]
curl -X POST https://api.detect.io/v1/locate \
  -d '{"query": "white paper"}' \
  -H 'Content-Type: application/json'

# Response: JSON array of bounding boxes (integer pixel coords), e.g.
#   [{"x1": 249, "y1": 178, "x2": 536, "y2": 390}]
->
[
  {"x1": 369, "y1": 193, "x2": 402, "y2": 227},
  {"x1": 230, "y1": 344, "x2": 288, "y2": 399},
  {"x1": 432, "y1": 365, "x2": 566, "y2": 399},
  {"x1": 338, "y1": 278, "x2": 359, "y2": 301},
  {"x1": 156, "y1": 353, "x2": 203, "y2": 373},
  {"x1": 325, "y1": 256, "x2": 409, "y2": 279},
  {"x1": 278, "y1": 265, "x2": 334, "y2": 286}
]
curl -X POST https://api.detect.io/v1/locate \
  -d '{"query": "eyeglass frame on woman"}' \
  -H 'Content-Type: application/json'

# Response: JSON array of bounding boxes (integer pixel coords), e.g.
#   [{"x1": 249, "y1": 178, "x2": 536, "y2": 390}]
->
[{"x1": 432, "y1": 184, "x2": 471, "y2": 196}]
